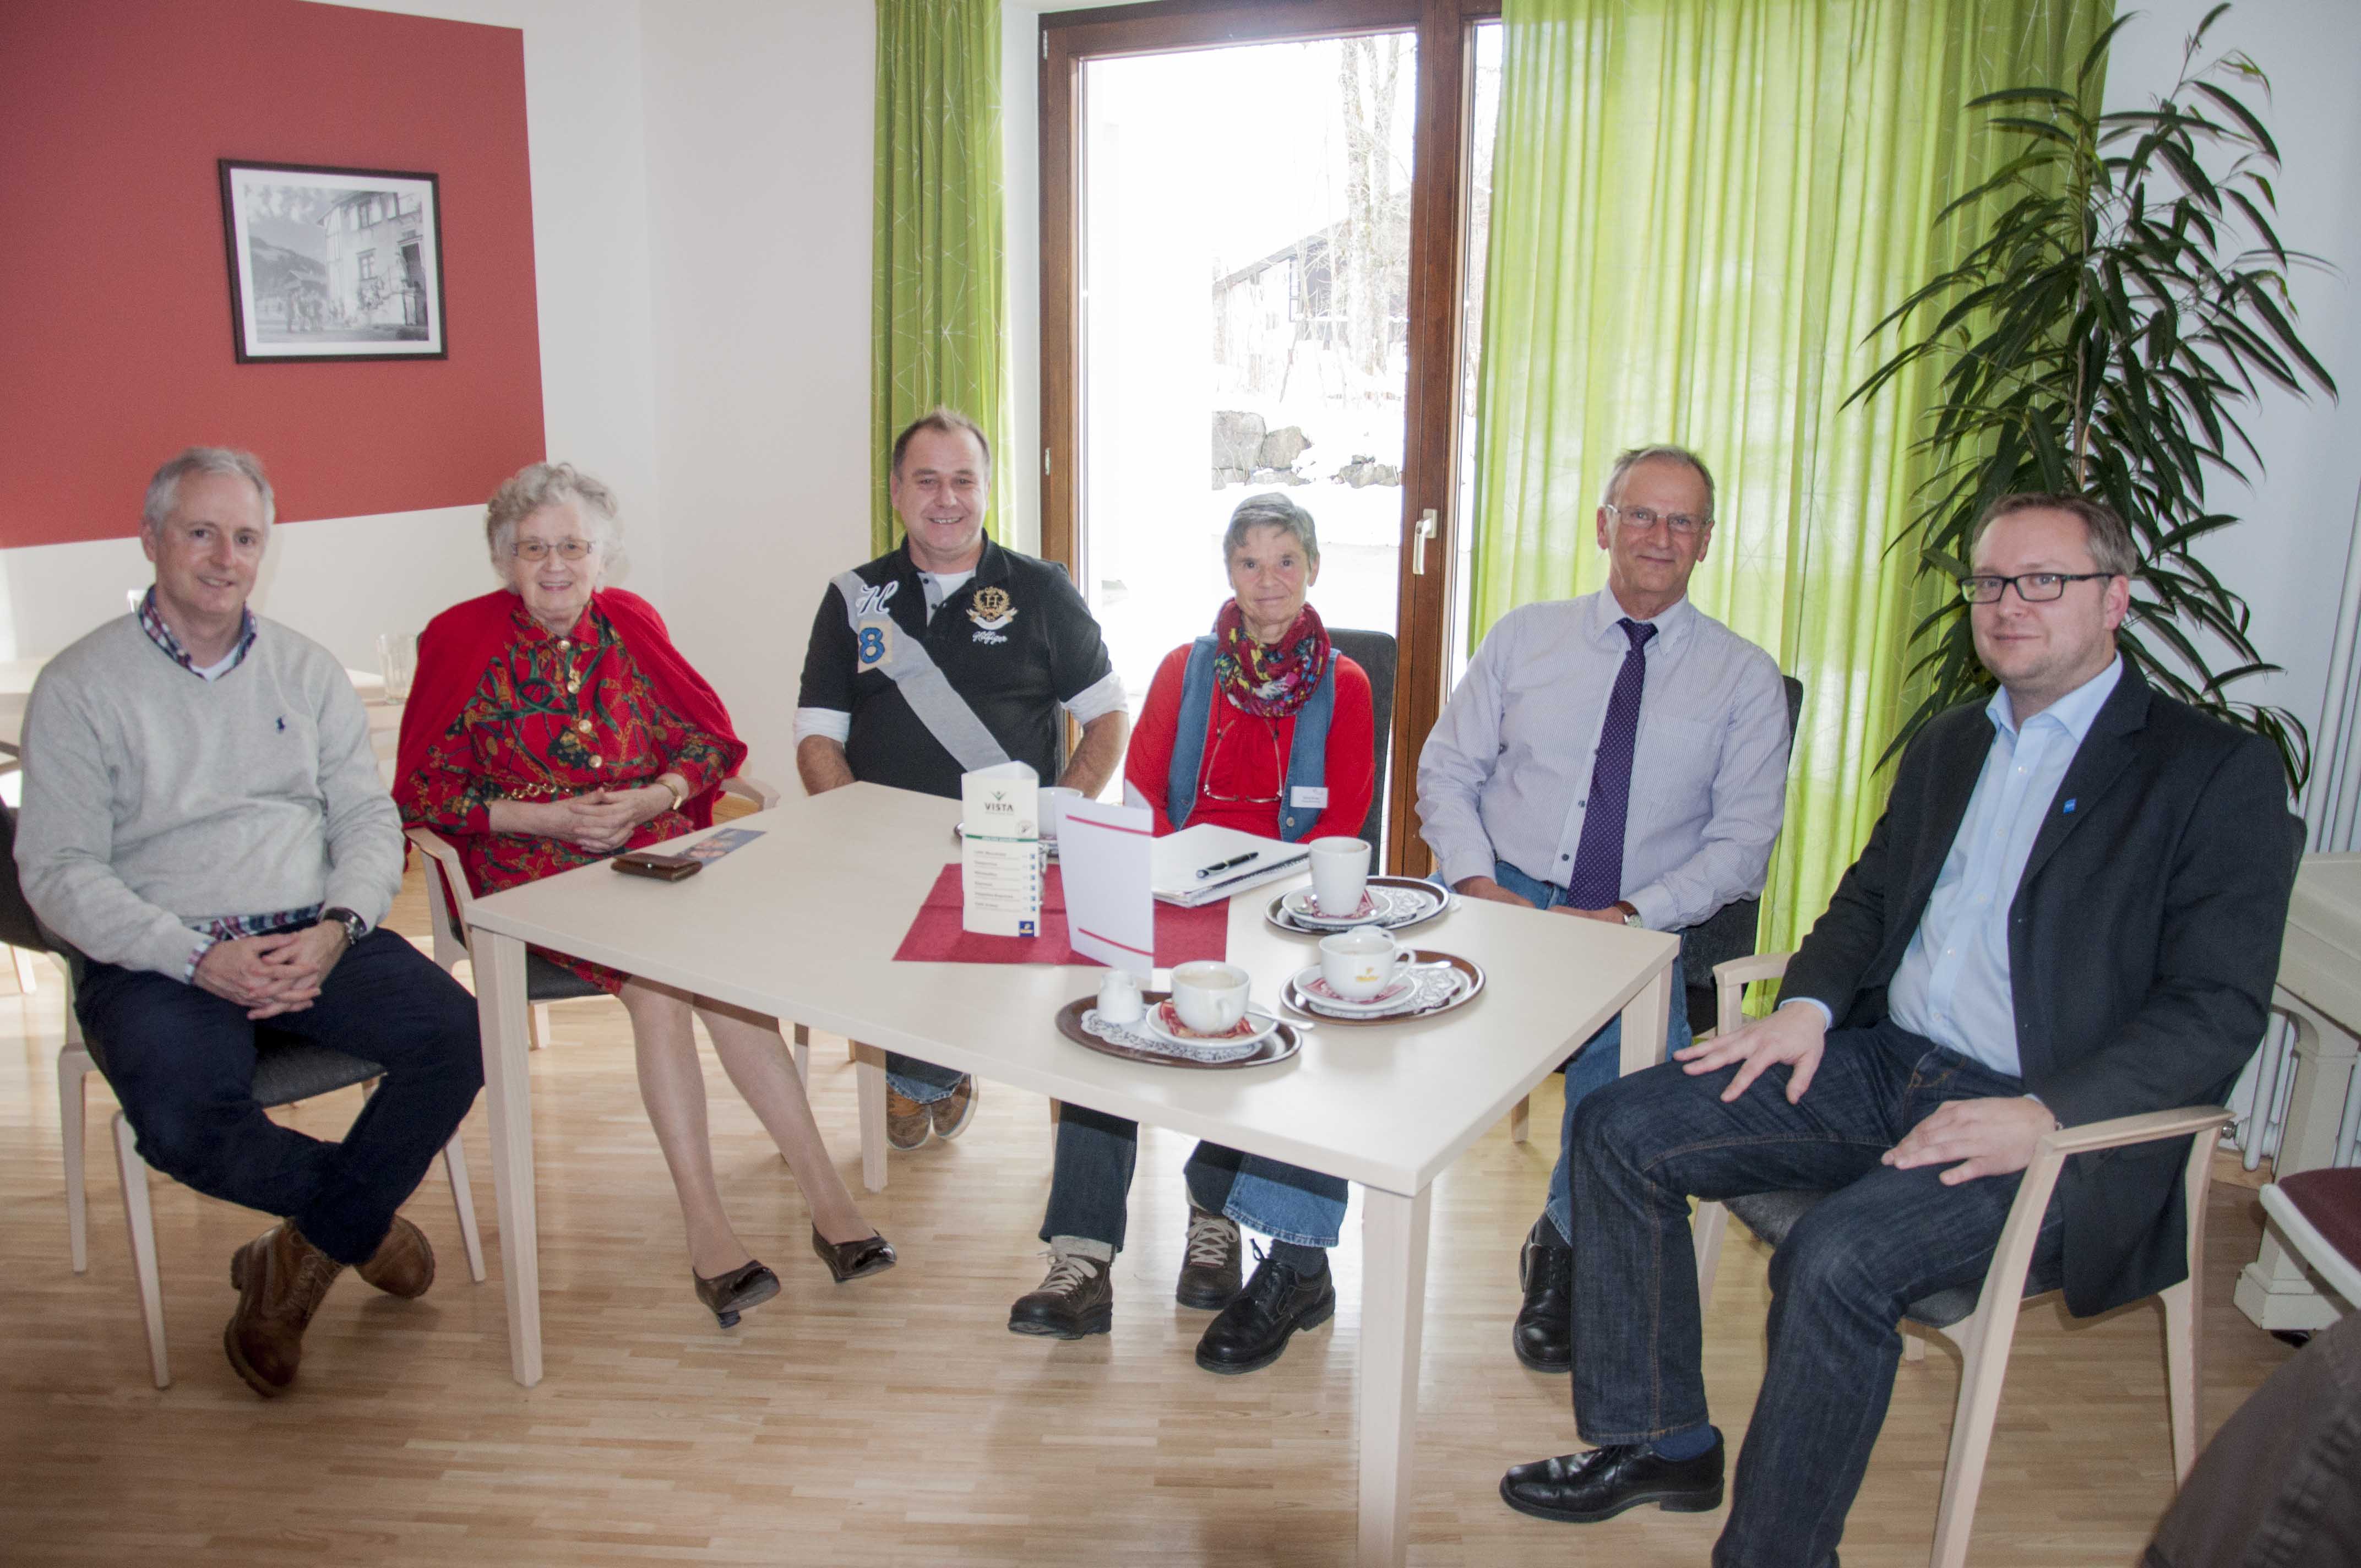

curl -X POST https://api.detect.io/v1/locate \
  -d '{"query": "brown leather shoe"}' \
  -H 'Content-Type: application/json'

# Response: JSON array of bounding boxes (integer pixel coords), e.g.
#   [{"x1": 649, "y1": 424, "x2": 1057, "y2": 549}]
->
[
  {"x1": 886, "y1": 1088, "x2": 934, "y2": 1151},
  {"x1": 1176, "y1": 1203, "x2": 1241, "y2": 1310},
  {"x1": 1008, "y1": 1248, "x2": 1113, "y2": 1339},
  {"x1": 354, "y1": 1215, "x2": 435, "y2": 1299},
  {"x1": 929, "y1": 1076, "x2": 979, "y2": 1140},
  {"x1": 224, "y1": 1223, "x2": 346, "y2": 1398}
]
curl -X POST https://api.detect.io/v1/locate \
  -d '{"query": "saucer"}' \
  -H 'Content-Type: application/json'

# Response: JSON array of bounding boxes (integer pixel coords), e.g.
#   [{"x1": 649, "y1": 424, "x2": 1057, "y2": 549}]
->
[
  {"x1": 1143, "y1": 999, "x2": 1279, "y2": 1051},
  {"x1": 1281, "y1": 886, "x2": 1394, "y2": 928},
  {"x1": 1288, "y1": 965, "x2": 1417, "y2": 1014}
]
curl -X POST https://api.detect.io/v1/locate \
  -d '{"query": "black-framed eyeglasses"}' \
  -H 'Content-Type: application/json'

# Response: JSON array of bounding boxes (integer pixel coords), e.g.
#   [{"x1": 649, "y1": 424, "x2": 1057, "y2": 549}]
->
[
  {"x1": 1604, "y1": 503, "x2": 1708, "y2": 536},
  {"x1": 1200, "y1": 711, "x2": 1284, "y2": 805},
  {"x1": 1957, "y1": 571, "x2": 2118, "y2": 605}
]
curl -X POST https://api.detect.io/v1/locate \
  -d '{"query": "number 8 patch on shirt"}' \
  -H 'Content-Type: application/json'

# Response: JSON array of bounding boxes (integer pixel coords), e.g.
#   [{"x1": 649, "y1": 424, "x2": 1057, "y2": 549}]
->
[{"x1": 856, "y1": 619, "x2": 894, "y2": 669}]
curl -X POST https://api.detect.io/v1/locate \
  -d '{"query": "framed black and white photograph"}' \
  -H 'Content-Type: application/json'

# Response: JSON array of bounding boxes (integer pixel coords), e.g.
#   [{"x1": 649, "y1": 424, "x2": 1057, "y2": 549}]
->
[{"x1": 218, "y1": 159, "x2": 447, "y2": 362}]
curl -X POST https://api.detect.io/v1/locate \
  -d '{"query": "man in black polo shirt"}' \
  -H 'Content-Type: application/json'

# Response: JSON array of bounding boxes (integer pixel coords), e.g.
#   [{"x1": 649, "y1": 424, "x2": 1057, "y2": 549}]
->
[{"x1": 796, "y1": 407, "x2": 1128, "y2": 1150}]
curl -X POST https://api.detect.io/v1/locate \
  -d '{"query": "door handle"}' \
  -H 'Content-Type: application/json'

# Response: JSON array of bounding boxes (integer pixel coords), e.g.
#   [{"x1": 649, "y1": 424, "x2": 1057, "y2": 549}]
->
[{"x1": 1412, "y1": 509, "x2": 1439, "y2": 575}]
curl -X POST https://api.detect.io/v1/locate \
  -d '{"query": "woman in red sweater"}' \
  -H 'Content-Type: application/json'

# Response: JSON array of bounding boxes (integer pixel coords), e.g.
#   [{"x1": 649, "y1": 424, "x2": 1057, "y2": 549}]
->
[{"x1": 1009, "y1": 492, "x2": 1375, "y2": 1378}]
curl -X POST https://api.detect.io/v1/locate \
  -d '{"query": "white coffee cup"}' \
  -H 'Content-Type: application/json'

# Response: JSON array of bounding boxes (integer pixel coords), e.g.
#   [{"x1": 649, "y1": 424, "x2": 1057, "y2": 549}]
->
[
  {"x1": 1318, "y1": 928, "x2": 1405, "y2": 1002},
  {"x1": 1308, "y1": 835, "x2": 1372, "y2": 916},
  {"x1": 1169, "y1": 961, "x2": 1251, "y2": 1034},
  {"x1": 1039, "y1": 786, "x2": 1084, "y2": 841}
]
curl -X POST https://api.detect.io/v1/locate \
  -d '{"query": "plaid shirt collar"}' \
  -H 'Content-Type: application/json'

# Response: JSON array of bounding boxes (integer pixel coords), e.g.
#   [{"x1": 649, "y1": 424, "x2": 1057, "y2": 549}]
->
[{"x1": 138, "y1": 587, "x2": 258, "y2": 678}]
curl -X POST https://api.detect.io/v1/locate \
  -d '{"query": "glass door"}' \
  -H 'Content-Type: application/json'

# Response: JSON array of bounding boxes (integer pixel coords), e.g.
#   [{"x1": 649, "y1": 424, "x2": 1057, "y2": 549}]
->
[{"x1": 1043, "y1": 0, "x2": 1501, "y2": 872}]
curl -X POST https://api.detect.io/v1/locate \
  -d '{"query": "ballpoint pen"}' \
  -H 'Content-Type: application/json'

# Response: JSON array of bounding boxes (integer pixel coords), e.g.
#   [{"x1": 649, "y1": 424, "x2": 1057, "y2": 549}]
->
[{"x1": 1196, "y1": 850, "x2": 1261, "y2": 880}]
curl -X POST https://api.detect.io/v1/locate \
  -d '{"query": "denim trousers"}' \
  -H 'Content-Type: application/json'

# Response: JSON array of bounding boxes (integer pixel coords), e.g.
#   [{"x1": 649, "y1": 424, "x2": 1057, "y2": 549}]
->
[
  {"x1": 1483, "y1": 860, "x2": 1693, "y2": 1241},
  {"x1": 1567, "y1": 1019, "x2": 2065, "y2": 1568},
  {"x1": 1040, "y1": 1102, "x2": 1350, "y2": 1250},
  {"x1": 886, "y1": 1053, "x2": 966, "y2": 1103},
  {"x1": 75, "y1": 930, "x2": 486, "y2": 1266}
]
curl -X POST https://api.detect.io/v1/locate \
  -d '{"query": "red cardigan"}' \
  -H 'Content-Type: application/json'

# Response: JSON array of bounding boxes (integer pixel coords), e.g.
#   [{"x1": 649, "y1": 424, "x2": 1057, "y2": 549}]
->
[{"x1": 1123, "y1": 643, "x2": 1375, "y2": 839}]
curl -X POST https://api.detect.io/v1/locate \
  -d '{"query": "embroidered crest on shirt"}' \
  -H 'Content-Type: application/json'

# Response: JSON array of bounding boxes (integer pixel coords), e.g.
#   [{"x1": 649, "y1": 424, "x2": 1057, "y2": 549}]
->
[{"x1": 968, "y1": 584, "x2": 1016, "y2": 642}]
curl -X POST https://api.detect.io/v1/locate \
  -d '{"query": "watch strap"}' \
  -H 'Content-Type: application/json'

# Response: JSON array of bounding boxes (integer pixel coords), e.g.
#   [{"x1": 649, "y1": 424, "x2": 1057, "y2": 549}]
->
[{"x1": 323, "y1": 906, "x2": 367, "y2": 947}]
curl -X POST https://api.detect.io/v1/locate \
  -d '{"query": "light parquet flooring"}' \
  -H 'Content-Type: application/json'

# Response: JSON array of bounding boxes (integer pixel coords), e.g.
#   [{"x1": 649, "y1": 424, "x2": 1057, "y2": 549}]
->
[{"x1": 0, "y1": 860, "x2": 2300, "y2": 1565}]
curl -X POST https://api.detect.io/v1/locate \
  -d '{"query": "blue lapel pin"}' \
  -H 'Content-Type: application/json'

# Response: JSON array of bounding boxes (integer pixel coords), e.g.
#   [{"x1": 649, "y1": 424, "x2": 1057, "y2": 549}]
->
[{"x1": 2061, "y1": 798, "x2": 2076, "y2": 814}]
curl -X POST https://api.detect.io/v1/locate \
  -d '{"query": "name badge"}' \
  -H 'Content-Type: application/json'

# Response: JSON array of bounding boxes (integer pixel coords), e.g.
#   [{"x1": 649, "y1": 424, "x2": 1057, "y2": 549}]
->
[{"x1": 1290, "y1": 785, "x2": 1329, "y2": 809}]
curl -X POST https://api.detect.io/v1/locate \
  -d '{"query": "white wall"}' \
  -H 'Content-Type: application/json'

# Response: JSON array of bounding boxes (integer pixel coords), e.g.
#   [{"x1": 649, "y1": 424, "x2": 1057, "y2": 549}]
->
[
  {"x1": 0, "y1": 0, "x2": 663, "y2": 676},
  {"x1": 638, "y1": 0, "x2": 875, "y2": 783},
  {"x1": 2099, "y1": 0, "x2": 2361, "y2": 795}
]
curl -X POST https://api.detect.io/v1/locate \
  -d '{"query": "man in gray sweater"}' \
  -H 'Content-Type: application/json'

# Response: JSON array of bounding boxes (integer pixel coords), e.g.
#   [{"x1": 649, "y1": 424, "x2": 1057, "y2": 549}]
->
[{"x1": 15, "y1": 447, "x2": 483, "y2": 1398}]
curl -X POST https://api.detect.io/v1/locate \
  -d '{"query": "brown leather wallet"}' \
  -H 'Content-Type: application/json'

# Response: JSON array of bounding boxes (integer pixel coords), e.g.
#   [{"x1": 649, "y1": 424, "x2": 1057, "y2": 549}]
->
[{"x1": 612, "y1": 851, "x2": 702, "y2": 881}]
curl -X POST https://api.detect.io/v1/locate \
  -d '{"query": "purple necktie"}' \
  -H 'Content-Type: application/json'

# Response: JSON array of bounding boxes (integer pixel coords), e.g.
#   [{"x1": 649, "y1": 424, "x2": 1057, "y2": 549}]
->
[{"x1": 1565, "y1": 618, "x2": 1657, "y2": 909}]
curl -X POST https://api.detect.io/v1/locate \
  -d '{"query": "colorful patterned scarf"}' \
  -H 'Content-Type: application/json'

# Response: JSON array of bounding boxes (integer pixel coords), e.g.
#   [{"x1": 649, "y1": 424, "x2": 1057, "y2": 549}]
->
[{"x1": 1211, "y1": 598, "x2": 1331, "y2": 720}]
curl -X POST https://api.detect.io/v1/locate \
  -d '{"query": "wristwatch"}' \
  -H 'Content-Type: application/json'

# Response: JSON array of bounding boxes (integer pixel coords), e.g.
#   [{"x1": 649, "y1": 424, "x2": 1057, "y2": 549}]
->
[
  {"x1": 323, "y1": 906, "x2": 367, "y2": 948},
  {"x1": 1613, "y1": 900, "x2": 1643, "y2": 927}
]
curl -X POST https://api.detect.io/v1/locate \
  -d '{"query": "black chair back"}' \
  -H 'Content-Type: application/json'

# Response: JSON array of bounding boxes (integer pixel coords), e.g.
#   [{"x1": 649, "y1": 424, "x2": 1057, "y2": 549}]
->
[
  {"x1": 0, "y1": 804, "x2": 51, "y2": 955},
  {"x1": 1675, "y1": 676, "x2": 1806, "y2": 1000},
  {"x1": 1327, "y1": 628, "x2": 1399, "y2": 858}
]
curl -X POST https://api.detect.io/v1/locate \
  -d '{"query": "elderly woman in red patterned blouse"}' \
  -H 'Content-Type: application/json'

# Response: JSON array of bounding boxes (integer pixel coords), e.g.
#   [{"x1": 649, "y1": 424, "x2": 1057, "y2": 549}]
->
[{"x1": 395, "y1": 463, "x2": 891, "y2": 1327}]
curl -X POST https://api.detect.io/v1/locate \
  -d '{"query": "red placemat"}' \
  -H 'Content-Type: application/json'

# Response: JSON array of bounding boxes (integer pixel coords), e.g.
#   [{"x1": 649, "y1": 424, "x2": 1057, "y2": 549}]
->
[{"x1": 893, "y1": 864, "x2": 1227, "y2": 968}]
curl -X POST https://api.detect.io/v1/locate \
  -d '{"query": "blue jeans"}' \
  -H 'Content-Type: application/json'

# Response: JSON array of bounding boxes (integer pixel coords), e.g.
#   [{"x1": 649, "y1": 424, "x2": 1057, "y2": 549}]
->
[
  {"x1": 1040, "y1": 1103, "x2": 1349, "y2": 1250},
  {"x1": 1483, "y1": 861, "x2": 1692, "y2": 1242},
  {"x1": 75, "y1": 929, "x2": 485, "y2": 1267},
  {"x1": 886, "y1": 1053, "x2": 966, "y2": 1103},
  {"x1": 1567, "y1": 1020, "x2": 2065, "y2": 1568}
]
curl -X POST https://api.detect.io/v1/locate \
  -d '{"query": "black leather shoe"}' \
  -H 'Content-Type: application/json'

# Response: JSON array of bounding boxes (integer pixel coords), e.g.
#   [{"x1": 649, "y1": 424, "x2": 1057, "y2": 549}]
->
[
  {"x1": 693, "y1": 1260, "x2": 780, "y2": 1328},
  {"x1": 1513, "y1": 1215, "x2": 1573, "y2": 1373},
  {"x1": 1009, "y1": 1250, "x2": 1113, "y2": 1338},
  {"x1": 1175, "y1": 1204, "x2": 1241, "y2": 1309},
  {"x1": 1194, "y1": 1245, "x2": 1335, "y2": 1375},
  {"x1": 811, "y1": 1228, "x2": 896, "y2": 1284},
  {"x1": 1498, "y1": 1438, "x2": 1724, "y2": 1523}
]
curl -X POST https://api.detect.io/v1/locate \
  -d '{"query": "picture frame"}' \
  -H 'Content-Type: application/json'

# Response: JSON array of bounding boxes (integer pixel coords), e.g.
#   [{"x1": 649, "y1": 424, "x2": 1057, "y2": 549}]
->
[{"x1": 217, "y1": 159, "x2": 447, "y2": 362}]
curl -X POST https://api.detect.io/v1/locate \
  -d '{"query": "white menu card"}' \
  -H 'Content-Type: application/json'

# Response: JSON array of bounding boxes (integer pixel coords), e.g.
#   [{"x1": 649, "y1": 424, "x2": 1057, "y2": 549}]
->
[{"x1": 960, "y1": 761, "x2": 1042, "y2": 937}]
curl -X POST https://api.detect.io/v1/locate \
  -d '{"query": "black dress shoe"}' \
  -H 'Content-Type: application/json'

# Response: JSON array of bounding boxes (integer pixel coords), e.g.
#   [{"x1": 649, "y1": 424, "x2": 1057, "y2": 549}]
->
[
  {"x1": 1499, "y1": 1438, "x2": 1724, "y2": 1523},
  {"x1": 1194, "y1": 1245, "x2": 1336, "y2": 1375},
  {"x1": 810, "y1": 1227, "x2": 896, "y2": 1284},
  {"x1": 1513, "y1": 1215, "x2": 1573, "y2": 1373},
  {"x1": 693, "y1": 1260, "x2": 780, "y2": 1328}
]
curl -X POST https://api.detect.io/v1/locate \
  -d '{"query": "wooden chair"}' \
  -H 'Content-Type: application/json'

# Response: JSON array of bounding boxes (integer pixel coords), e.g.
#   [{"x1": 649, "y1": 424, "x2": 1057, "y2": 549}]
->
[
  {"x1": 68, "y1": 1023, "x2": 485, "y2": 1388},
  {"x1": 405, "y1": 775, "x2": 804, "y2": 1078},
  {"x1": 1687, "y1": 951, "x2": 2229, "y2": 1568}
]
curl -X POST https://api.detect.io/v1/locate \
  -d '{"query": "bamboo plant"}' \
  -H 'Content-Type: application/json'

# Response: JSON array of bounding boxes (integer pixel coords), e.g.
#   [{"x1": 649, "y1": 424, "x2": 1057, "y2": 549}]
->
[{"x1": 1851, "y1": 4, "x2": 2335, "y2": 788}]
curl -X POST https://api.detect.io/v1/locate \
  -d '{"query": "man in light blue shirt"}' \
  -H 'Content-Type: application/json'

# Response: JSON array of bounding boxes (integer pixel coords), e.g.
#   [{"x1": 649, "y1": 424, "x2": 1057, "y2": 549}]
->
[
  {"x1": 1417, "y1": 444, "x2": 1790, "y2": 1373},
  {"x1": 1504, "y1": 493, "x2": 2302, "y2": 1568}
]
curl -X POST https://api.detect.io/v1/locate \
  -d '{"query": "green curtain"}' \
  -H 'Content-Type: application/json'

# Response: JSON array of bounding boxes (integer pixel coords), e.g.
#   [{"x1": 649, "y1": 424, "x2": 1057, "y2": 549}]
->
[
  {"x1": 873, "y1": 0, "x2": 1009, "y2": 555},
  {"x1": 1470, "y1": 0, "x2": 2111, "y2": 961}
]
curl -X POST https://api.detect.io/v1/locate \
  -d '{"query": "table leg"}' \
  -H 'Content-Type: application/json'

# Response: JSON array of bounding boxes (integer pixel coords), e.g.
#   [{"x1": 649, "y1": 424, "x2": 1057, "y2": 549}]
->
[
  {"x1": 473, "y1": 929, "x2": 542, "y2": 1386},
  {"x1": 1618, "y1": 949, "x2": 1674, "y2": 1079},
  {"x1": 1358, "y1": 1184, "x2": 1433, "y2": 1568},
  {"x1": 853, "y1": 1041, "x2": 888, "y2": 1193}
]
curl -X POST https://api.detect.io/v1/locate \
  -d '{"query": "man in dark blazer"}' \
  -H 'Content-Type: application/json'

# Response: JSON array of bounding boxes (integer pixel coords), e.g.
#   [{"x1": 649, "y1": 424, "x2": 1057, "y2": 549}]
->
[{"x1": 1498, "y1": 492, "x2": 2301, "y2": 1567}]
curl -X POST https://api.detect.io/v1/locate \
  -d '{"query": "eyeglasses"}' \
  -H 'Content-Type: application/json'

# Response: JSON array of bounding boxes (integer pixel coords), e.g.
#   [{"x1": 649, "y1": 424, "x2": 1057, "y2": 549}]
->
[
  {"x1": 1200, "y1": 712, "x2": 1284, "y2": 805},
  {"x1": 511, "y1": 537, "x2": 596, "y2": 562},
  {"x1": 1957, "y1": 571, "x2": 2117, "y2": 605},
  {"x1": 1604, "y1": 504, "x2": 1707, "y2": 537}
]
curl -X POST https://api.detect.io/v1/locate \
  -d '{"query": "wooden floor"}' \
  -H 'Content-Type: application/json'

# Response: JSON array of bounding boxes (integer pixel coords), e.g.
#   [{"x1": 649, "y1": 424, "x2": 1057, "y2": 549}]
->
[{"x1": 0, "y1": 861, "x2": 2299, "y2": 1565}]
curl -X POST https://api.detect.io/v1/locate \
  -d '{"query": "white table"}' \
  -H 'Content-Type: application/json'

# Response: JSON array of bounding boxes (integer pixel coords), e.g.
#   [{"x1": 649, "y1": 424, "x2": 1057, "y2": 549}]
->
[{"x1": 463, "y1": 782, "x2": 1678, "y2": 1567}]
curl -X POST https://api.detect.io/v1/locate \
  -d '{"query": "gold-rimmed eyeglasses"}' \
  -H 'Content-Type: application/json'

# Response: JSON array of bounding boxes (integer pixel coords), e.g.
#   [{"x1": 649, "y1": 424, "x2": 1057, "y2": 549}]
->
[
  {"x1": 511, "y1": 537, "x2": 597, "y2": 562},
  {"x1": 1604, "y1": 503, "x2": 1707, "y2": 536},
  {"x1": 1200, "y1": 712, "x2": 1285, "y2": 805}
]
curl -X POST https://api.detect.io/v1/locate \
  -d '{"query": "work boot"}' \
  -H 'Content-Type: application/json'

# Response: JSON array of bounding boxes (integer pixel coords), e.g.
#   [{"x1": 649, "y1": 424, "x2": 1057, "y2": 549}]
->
[
  {"x1": 354, "y1": 1215, "x2": 436, "y2": 1299},
  {"x1": 1008, "y1": 1246, "x2": 1114, "y2": 1339},
  {"x1": 224, "y1": 1223, "x2": 346, "y2": 1398},
  {"x1": 1175, "y1": 1203, "x2": 1242, "y2": 1309}
]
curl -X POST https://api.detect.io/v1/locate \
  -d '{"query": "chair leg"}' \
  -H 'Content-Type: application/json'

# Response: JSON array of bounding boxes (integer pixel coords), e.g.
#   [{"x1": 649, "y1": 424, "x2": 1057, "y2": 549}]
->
[
  {"x1": 1691, "y1": 1199, "x2": 1728, "y2": 1305},
  {"x1": 1049, "y1": 1098, "x2": 1062, "y2": 1126},
  {"x1": 1509, "y1": 1095, "x2": 1531, "y2": 1144},
  {"x1": 61, "y1": 1049, "x2": 89, "y2": 1273},
  {"x1": 792, "y1": 1022, "x2": 810, "y2": 1085},
  {"x1": 528, "y1": 1003, "x2": 550, "y2": 1052},
  {"x1": 112, "y1": 1112, "x2": 170, "y2": 1389},
  {"x1": 442, "y1": 1133, "x2": 488, "y2": 1285},
  {"x1": 1903, "y1": 1326, "x2": 1927, "y2": 1364},
  {"x1": 2161, "y1": 1277, "x2": 2200, "y2": 1483},
  {"x1": 853, "y1": 1041, "x2": 888, "y2": 1193},
  {"x1": 13, "y1": 944, "x2": 41, "y2": 993},
  {"x1": 1929, "y1": 1302, "x2": 2022, "y2": 1568}
]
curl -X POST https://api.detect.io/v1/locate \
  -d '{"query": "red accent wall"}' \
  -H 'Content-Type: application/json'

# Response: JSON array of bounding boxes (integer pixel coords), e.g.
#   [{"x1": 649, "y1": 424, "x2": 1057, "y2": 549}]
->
[{"x1": 0, "y1": 0, "x2": 545, "y2": 545}]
